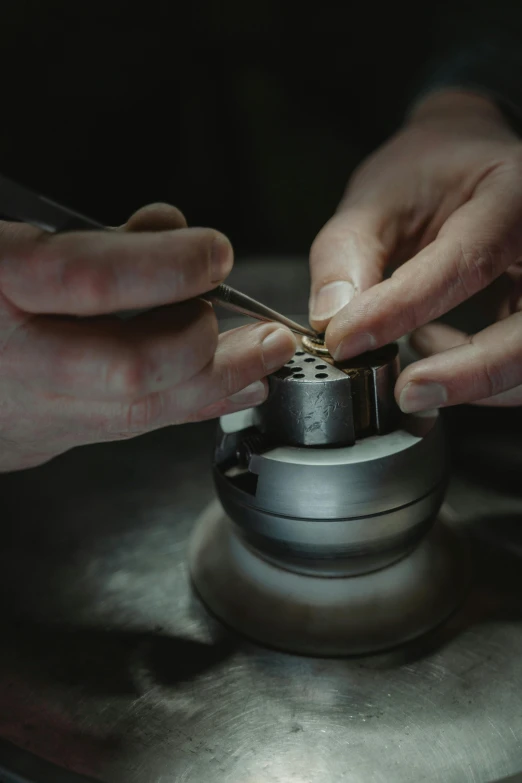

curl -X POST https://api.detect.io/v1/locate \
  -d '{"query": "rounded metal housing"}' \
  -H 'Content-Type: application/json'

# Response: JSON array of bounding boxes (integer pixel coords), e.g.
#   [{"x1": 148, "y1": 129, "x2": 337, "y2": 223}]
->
[
  {"x1": 214, "y1": 410, "x2": 446, "y2": 575},
  {"x1": 190, "y1": 508, "x2": 467, "y2": 656},
  {"x1": 190, "y1": 340, "x2": 466, "y2": 656}
]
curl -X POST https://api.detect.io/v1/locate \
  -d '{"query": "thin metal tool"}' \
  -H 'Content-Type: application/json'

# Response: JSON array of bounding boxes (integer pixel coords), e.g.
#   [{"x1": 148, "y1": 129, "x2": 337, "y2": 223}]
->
[
  {"x1": 0, "y1": 173, "x2": 316, "y2": 338},
  {"x1": 204, "y1": 284, "x2": 316, "y2": 337}
]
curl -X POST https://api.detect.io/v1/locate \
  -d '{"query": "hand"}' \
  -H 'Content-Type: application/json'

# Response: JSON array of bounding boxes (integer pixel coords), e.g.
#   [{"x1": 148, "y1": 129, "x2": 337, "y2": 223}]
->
[
  {"x1": 309, "y1": 90, "x2": 522, "y2": 412},
  {"x1": 0, "y1": 204, "x2": 296, "y2": 471}
]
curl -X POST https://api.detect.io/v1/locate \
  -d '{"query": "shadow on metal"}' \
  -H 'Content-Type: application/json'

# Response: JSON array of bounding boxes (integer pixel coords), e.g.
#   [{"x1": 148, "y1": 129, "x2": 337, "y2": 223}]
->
[{"x1": 0, "y1": 738, "x2": 98, "y2": 783}]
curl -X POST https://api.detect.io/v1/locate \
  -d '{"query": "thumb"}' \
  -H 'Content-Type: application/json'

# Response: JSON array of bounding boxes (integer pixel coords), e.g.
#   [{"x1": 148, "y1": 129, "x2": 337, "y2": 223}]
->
[{"x1": 309, "y1": 205, "x2": 398, "y2": 333}]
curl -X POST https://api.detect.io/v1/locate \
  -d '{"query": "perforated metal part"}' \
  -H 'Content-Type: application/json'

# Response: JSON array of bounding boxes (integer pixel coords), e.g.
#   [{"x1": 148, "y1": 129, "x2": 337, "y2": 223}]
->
[{"x1": 258, "y1": 342, "x2": 400, "y2": 447}]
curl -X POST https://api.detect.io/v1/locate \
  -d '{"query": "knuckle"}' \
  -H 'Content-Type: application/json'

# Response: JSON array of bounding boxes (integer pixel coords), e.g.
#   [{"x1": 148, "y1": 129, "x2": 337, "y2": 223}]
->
[
  {"x1": 157, "y1": 231, "x2": 208, "y2": 290},
  {"x1": 454, "y1": 240, "x2": 506, "y2": 298},
  {"x1": 126, "y1": 203, "x2": 187, "y2": 231}
]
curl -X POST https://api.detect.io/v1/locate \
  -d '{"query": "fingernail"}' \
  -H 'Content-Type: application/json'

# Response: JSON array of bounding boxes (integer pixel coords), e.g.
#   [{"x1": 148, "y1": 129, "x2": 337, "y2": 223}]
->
[
  {"x1": 333, "y1": 332, "x2": 376, "y2": 361},
  {"x1": 228, "y1": 380, "x2": 267, "y2": 406},
  {"x1": 399, "y1": 382, "x2": 448, "y2": 413},
  {"x1": 261, "y1": 327, "x2": 297, "y2": 372},
  {"x1": 211, "y1": 235, "x2": 233, "y2": 282},
  {"x1": 310, "y1": 281, "x2": 355, "y2": 321}
]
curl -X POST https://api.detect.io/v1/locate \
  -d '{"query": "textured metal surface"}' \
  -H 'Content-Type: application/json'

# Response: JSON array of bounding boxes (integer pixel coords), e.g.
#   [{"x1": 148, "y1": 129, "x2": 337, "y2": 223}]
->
[
  {"x1": 0, "y1": 261, "x2": 520, "y2": 781},
  {"x1": 0, "y1": 411, "x2": 521, "y2": 782},
  {"x1": 259, "y1": 343, "x2": 400, "y2": 446},
  {"x1": 259, "y1": 350, "x2": 357, "y2": 446}
]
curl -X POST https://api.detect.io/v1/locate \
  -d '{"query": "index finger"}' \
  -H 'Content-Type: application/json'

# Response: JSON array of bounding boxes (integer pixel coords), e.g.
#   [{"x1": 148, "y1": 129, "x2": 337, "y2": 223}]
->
[
  {"x1": 0, "y1": 225, "x2": 233, "y2": 315},
  {"x1": 327, "y1": 164, "x2": 522, "y2": 360}
]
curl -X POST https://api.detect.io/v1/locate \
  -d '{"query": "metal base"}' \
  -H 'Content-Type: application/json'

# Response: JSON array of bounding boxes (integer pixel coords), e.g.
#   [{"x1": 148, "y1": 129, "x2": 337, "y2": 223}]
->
[{"x1": 189, "y1": 502, "x2": 469, "y2": 656}]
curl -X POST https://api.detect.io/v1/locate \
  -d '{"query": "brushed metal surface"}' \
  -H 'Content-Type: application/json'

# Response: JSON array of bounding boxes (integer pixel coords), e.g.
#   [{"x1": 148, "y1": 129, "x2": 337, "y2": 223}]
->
[
  {"x1": 0, "y1": 263, "x2": 520, "y2": 781},
  {"x1": 249, "y1": 413, "x2": 446, "y2": 519},
  {"x1": 0, "y1": 411, "x2": 520, "y2": 782},
  {"x1": 189, "y1": 506, "x2": 469, "y2": 654},
  {"x1": 213, "y1": 409, "x2": 447, "y2": 585}
]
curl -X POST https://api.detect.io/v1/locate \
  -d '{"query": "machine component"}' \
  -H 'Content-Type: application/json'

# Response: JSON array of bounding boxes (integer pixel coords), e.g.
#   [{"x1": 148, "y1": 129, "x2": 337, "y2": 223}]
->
[
  {"x1": 190, "y1": 341, "x2": 468, "y2": 656},
  {"x1": 257, "y1": 342, "x2": 400, "y2": 447}
]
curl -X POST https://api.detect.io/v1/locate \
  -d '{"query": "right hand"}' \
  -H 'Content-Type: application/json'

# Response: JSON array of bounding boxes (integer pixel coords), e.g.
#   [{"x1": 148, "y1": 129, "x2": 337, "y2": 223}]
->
[{"x1": 0, "y1": 203, "x2": 296, "y2": 472}]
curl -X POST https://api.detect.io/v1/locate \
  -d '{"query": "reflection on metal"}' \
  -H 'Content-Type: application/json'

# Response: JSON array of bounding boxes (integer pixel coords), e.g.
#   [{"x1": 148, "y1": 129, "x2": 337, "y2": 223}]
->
[
  {"x1": 190, "y1": 505, "x2": 468, "y2": 656},
  {"x1": 0, "y1": 410, "x2": 521, "y2": 782},
  {"x1": 191, "y1": 341, "x2": 467, "y2": 655},
  {"x1": 301, "y1": 334, "x2": 331, "y2": 356}
]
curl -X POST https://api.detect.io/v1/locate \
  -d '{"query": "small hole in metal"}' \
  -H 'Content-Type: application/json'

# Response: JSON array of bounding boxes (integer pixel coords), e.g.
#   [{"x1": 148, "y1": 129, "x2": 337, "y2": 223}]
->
[
  {"x1": 315, "y1": 364, "x2": 327, "y2": 370},
  {"x1": 293, "y1": 373, "x2": 305, "y2": 379},
  {"x1": 292, "y1": 367, "x2": 302, "y2": 372},
  {"x1": 304, "y1": 357, "x2": 315, "y2": 363},
  {"x1": 295, "y1": 351, "x2": 305, "y2": 356},
  {"x1": 315, "y1": 373, "x2": 328, "y2": 379},
  {"x1": 287, "y1": 359, "x2": 294, "y2": 364}
]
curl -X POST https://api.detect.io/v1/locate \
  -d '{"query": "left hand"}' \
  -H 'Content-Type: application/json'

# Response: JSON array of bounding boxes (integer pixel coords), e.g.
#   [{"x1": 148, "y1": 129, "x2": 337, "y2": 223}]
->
[{"x1": 309, "y1": 89, "x2": 522, "y2": 411}]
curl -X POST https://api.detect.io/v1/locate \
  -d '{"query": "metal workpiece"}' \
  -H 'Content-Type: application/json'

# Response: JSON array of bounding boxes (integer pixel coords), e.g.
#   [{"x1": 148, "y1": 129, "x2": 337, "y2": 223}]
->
[
  {"x1": 193, "y1": 412, "x2": 459, "y2": 654},
  {"x1": 192, "y1": 398, "x2": 458, "y2": 653},
  {"x1": 214, "y1": 413, "x2": 447, "y2": 564},
  {"x1": 258, "y1": 342, "x2": 400, "y2": 447},
  {"x1": 257, "y1": 359, "x2": 357, "y2": 447},
  {"x1": 190, "y1": 506, "x2": 468, "y2": 656},
  {"x1": 192, "y1": 335, "x2": 460, "y2": 655}
]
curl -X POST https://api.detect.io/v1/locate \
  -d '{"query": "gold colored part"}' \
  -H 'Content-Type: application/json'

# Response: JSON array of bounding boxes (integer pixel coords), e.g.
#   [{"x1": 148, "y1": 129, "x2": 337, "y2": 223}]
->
[{"x1": 301, "y1": 334, "x2": 332, "y2": 358}]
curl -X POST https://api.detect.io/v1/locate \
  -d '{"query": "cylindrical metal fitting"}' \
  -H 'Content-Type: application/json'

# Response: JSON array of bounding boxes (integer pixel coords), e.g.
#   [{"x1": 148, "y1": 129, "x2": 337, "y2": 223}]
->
[
  {"x1": 214, "y1": 410, "x2": 447, "y2": 576},
  {"x1": 257, "y1": 343, "x2": 400, "y2": 447}
]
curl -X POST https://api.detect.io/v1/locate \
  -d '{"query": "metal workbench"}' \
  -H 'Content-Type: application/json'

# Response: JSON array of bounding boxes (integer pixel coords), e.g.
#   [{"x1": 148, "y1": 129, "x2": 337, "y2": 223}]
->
[{"x1": 0, "y1": 259, "x2": 521, "y2": 783}]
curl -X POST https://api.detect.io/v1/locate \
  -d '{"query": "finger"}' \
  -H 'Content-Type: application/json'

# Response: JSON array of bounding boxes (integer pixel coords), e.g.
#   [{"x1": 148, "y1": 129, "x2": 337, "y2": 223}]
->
[
  {"x1": 123, "y1": 203, "x2": 187, "y2": 232},
  {"x1": 328, "y1": 165, "x2": 522, "y2": 360},
  {"x1": 473, "y1": 385, "x2": 522, "y2": 406},
  {"x1": 410, "y1": 322, "x2": 469, "y2": 356},
  {"x1": 498, "y1": 262, "x2": 522, "y2": 319},
  {"x1": 309, "y1": 208, "x2": 396, "y2": 331},
  {"x1": 185, "y1": 379, "x2": 270, "y2": 423},
  {"x1": 0, "y1": 220, "x2": 43, "y2": 245},
  {"x1": 121, "y1": 322, "x2": 297, "y2": 433},
  {"x1": 396, "y1": 311, "x2": 522, "y2": 412},
  {"x1": 0, "y1": 226, "x2": 233, "y2": 315},
  {"x1": 31, "y1": 376, "x2": 271, "y2": 456},
  {"x1": 2, "y1": 300, "x2": 218, "y2": 400}
]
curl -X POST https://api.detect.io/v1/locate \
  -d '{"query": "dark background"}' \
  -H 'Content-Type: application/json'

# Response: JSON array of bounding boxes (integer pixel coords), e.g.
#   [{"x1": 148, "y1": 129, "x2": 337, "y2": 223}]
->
[{"x1": 0, "y1": 2, "x2": 455, "y2": 256}]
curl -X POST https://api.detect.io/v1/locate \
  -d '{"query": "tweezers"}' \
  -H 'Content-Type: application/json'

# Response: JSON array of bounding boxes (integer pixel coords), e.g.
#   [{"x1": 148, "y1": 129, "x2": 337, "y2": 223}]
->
[{"x1": 0, "y1": 173, "x2": 316, "y2": 338}]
